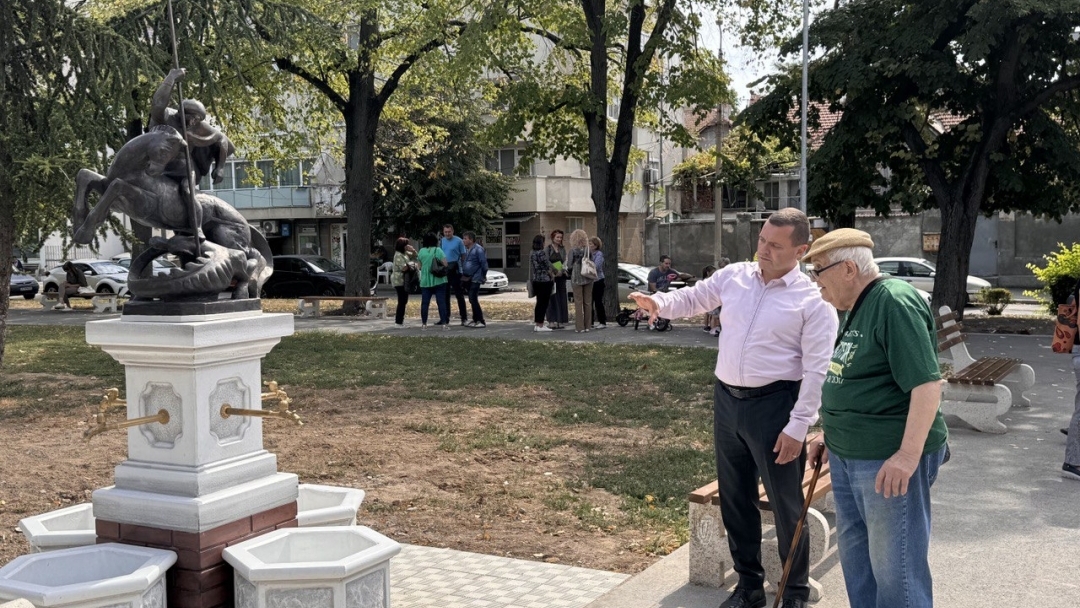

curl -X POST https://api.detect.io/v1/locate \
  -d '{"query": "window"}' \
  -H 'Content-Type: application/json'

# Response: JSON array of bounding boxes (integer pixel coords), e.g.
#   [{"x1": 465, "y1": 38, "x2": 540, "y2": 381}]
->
[
  {"x1": 234, "y1": 161, "x2": 256, "y2": 189},
  {"x1": 300, "y1": 158, "x2": 316, "y2": 185},
  {"x1": 762, "y1": 182, "x2": 781, "y2": 210},
  {"x1": 487, "y1": 149, "x2": 533, "y2": 176},
  {"x1": 256, "y1": 160, "x2": 275, "y2": 187},
  {"x1": 787, "y1": 180, "x2": 801, "y2": 208},
  {"x1": 567, "y1": 217, "x2": 584, "y2": 233},
  {"x1": 607, "y1": 97, "x2": 621, "y2": 121},
  {"x1": 278, "y1": 160, "x2": 302, "y2": 187},
  {"x1": 877, "y1": 261, "x2": 900, "y2": 276},
  {"x1": 905, "y1": 261, "x2": 934, "y2": 278}
]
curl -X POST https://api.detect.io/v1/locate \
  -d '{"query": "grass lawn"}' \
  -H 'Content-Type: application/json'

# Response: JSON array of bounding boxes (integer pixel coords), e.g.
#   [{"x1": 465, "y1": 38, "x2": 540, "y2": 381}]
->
[{"x1": 0, "y1": 325, "x2": 720, "y2": 572}]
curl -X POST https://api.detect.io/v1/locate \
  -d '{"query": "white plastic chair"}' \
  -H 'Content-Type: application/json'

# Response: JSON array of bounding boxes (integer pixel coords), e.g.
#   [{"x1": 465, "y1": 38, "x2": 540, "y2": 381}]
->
[{"x1": 377, "y1": 261, "x2": 393, "y2": 284}]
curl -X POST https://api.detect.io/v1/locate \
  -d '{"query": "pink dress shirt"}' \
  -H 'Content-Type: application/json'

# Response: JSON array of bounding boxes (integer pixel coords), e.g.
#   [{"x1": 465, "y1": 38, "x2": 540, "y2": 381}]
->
[{"x1": 652, "y1": 262, "x2": 839, "y2": 440}]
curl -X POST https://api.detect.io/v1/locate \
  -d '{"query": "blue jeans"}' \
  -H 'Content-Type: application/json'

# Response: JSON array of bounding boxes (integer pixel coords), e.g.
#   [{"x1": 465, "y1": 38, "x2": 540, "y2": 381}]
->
[
  {"x1": 421, "y1": 284, "x2": 449, "y2": 325},
  {"x1": 831, "y1": 445, "x2": 946, "y2": 608}
]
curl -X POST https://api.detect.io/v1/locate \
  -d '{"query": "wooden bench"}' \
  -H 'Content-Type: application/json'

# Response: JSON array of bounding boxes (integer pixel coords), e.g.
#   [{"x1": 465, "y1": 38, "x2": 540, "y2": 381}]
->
[
  {"x1": 39, "y1": 291, "x2": 124, "y2": 313},
  {"x1": 688, "y1": 445, "x2": 833, "y2": 599},
  {"x1": 297, "y1": 296, "x2": 388, "y2": 318},
  {"x1": 936, "y1": 306, "x2": 1035, "y2": 434}
]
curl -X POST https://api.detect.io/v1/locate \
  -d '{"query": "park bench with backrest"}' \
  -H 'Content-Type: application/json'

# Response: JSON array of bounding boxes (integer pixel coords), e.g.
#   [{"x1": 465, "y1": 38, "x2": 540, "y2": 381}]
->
[
  {"x1": 296, "y1": 296, "x2": 388, "y2": 318},
  {"x1": 936, "y1": 305, "x2": 1035, "y2": 434},
  {"x1": 687, "y1": 436, "x2": 833, "y2": 599}
]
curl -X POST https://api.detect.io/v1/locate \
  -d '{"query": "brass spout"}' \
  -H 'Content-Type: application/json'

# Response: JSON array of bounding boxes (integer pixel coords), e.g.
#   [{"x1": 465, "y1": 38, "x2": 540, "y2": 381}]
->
[
  {"x1": 98, "y1": 388, "x2": 128, "y2": 413},
  {"x1": 220, "y1": 401, "x2": 303, "y2": 426},
  {"x1": 220, "y1": 380, "x2": 303, "y2": 426},
  {"x1": 84, "y1": 409, "x2": 170, "y2": 441}
]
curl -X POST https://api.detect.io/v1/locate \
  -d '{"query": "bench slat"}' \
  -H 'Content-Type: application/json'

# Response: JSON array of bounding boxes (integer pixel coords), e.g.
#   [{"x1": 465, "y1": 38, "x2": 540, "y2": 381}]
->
[
  {"x1": 936, "y1": 325, "x2": 960, "y2": 341},
  {"x1": 935, "y1": 310, "x2": 959, "y2": 327},
  {"x1": 937, "y1": 334, "x2": 966, "y2": 352},
  {"x1": 688, "y1": 480, "x2": 719, "y2": 504},
  {"x1": 948, "y1": 357, "x2": 1020, "y2": 386}
]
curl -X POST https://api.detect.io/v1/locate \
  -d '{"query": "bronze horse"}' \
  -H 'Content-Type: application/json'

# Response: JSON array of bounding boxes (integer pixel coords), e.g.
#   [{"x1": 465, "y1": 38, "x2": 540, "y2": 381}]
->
[{"x1": 73, "y1": 126, "x2": 271, "y2": 300}]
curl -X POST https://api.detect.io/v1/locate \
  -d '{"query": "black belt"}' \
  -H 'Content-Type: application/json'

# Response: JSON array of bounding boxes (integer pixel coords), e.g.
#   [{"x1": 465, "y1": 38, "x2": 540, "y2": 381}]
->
[{"x1": 720, "y1": 379, "x2": 798, "y2": 400}]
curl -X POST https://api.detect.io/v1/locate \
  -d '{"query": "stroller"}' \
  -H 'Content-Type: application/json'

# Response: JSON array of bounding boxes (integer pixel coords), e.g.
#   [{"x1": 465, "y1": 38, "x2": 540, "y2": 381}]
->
[{"x1": 615, "y1": 305, "x2": 671, "y2": 331}]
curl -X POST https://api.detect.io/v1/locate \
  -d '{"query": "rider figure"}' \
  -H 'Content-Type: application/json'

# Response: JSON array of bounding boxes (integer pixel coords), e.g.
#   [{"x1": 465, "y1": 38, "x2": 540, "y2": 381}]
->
[
  {"x1": 648, "y1": 255, "x2": 679, "y2": 293},
  {"x1": 149, "y1": 68, "x2": 235, "y2": 196}
]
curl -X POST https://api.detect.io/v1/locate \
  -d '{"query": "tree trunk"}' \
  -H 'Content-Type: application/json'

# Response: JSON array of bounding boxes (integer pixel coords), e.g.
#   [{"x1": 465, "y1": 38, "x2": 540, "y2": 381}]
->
[
  {"x1": 0, "y1": 180, "x2": 14, "y2": 367},
  {"x1": 931, "y1": 195, "x2": 980, "y2": 318}
]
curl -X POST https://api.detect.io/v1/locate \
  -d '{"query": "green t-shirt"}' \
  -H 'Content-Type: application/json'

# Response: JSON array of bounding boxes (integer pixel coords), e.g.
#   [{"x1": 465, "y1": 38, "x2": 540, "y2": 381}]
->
[
  {"x1": 417, "y1": 247, "x2": 447, "y2": 289},
  {"x1": 821, "y1": 280, "x2": 948, "y2": 460}
]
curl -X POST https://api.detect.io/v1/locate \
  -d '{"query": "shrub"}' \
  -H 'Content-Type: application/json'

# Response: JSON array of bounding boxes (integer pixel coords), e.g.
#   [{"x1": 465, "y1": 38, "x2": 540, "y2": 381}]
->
[
  {"x1": 1025, "y1": 243, "x2": 1080, "y2": 314},
  {"x1": 977, "y1": 287, "x2": 1011, "y2": 316}
]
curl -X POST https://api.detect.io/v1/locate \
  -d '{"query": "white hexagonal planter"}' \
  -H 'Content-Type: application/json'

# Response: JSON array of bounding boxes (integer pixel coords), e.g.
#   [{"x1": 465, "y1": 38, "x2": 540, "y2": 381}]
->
[
  {"x1": 297, "y1": 484, "x2": 365, "y2": 527},
  {"x1": 0, "y1": 543, "x2": 176, "y2": 608},
  {"x1": 223, "y1": 526, "x2": 400, "y2": 608},
  {"x1": 17, "y1": 504, "x2": 96, "y2": 553}
]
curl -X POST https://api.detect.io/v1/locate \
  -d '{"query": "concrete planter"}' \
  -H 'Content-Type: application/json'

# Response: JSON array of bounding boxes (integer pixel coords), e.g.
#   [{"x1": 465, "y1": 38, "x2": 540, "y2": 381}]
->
[
  {"x1": 17, "y1": 504, "x2": 95, "y2": 553},
  {"x1": 297, "y1": 484, "x2": 365, "y2": 527},
  {"x1": 223, "y1": 526, "x2": 400, "y2": 608},
  {"x1": 0, "y1": 543, "x2": 176, "y2": 608}
]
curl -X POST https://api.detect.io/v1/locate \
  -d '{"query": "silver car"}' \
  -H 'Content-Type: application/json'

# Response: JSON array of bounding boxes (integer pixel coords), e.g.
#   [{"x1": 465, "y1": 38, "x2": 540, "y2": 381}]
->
[
  {"x1": 42, "y1": 260, "x2": 129, "y2": 297},
  {"x1": 874, "y1": 257, "x2": 990, "y2": 302}
]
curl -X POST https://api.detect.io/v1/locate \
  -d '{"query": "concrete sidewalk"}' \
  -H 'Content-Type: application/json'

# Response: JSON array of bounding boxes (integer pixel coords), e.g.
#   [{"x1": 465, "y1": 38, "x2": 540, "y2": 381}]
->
[{"x1": 587, "y1": 333, "x2": 1080, "y2": 607}]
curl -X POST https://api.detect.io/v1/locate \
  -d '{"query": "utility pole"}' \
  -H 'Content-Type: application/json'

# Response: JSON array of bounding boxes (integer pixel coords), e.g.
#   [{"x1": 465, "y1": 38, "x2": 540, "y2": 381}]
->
[
  {"x1": 713, "y1": 14, "x2": 724, "y2": 266},
  {"x1": 799, "y1": 0, "x2": 809, "y2": 214}
]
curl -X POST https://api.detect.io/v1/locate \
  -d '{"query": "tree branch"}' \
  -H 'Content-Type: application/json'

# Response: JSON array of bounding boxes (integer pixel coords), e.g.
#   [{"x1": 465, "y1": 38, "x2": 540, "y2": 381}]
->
[
  {"x1": 901, "y1": 122, "x2": 951, "y2": 208},
  {"x1": 274, "y1": 57, "x2": 347, "y2": 111},
  {"x1": 375, "y1": 36, "x2": 447, "y2": 108},
  {"x1": 1014, "y1": 74, "x2": 1080, "y2": 120}
]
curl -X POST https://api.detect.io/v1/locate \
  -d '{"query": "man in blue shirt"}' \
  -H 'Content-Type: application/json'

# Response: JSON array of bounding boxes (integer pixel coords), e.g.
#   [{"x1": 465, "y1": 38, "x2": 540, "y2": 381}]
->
[
  {"x1": 648, "y1": 255, "x2": 678, "y2": 292},
  {"x1": 461, "y1": 231, "x2": 489, "y2": 327},
  {"x1": 441, "y1": 224, "x2": 468, "y2": 325}
]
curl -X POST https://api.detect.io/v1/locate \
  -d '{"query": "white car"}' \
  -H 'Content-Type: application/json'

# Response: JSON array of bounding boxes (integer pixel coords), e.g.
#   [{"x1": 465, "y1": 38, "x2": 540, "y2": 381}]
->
[
  {"x1": 111, "y1": 253, "x2": 180, "y2": 277},
  {"x1": 617, "y1": 263, "x2": 691, "y2": 301},
  {"x1": 805, "y1": 262, "x2": 933, "y2": 307},
  {"x1": 42, "y1": 260, "x2": 129, "y2": 297},
  {"x1": 481, "y1": 270, "x2": 509, "y2": 293},
  {"x1": 874, "y1": 257, "x2": 990, "y2": 302}
]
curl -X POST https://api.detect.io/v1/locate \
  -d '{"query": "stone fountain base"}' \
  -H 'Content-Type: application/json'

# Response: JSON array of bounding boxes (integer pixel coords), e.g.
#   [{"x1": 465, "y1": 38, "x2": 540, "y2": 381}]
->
[{"x1": 96, "y1": 501, "x2": 297, "y2": 608}]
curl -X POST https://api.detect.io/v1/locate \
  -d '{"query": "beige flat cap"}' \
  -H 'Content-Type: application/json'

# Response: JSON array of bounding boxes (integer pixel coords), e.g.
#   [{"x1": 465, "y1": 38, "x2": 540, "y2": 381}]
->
[{"x1": 802, "y1": 228, "x2": 874, "y2": 265}]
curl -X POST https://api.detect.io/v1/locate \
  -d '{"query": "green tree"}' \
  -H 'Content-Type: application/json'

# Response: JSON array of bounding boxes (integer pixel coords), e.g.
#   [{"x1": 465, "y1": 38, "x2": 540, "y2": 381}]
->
[
  {"x1": 740, "y1": 0, "x2": 1080, "y2": 315},
  {"x1": 486, "y1": 0, "x2": 802, "y2": 316},
  {"x1": 1, "y1": 0, "x2": 149, "y2": 366},
  {"x1": 671, "y1": 125, "x2": 798, "y2": 210},
  {"x1": 374, "y1": 110, "x2": 514, "y2": 239}
]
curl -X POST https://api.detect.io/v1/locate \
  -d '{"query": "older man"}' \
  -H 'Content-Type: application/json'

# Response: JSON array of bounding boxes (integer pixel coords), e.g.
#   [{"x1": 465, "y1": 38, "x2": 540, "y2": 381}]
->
[
  {"x1": 804, "y1": 228, "x2": 948, "y2": 608},
  {"x1": 631, "y1": 208, "x2": 837, "y2": 608}
]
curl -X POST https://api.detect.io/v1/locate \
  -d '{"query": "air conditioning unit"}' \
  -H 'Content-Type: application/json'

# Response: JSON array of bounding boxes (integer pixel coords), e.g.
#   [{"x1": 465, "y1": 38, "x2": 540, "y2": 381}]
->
[
  {"x1": 642, "y1": 167, "x2": 659, "y2": 186},
  {"x1": 260, "y1": 220, "x2": 280, "y2": 235}
]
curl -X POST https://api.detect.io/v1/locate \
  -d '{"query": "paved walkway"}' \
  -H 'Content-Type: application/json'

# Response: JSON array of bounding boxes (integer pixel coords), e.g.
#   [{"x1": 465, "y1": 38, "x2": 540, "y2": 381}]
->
[{"x1": 393, "y1": 545, "x2": 627, "y2": 608}]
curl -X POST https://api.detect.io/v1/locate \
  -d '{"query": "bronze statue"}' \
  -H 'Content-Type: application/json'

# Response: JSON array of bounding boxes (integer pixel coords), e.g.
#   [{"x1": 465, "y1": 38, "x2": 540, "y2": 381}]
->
[{"x1": 72, "y1": 71, "x2": 270, "y2": 302}]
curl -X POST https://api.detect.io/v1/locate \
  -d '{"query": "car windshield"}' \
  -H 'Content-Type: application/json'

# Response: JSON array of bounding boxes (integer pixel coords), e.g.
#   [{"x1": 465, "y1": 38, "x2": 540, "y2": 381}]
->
[
  {"x1": 920, "y1": 259, "x2": 936, "y2": 270},
  {"x1": 304, "y1": 257, "x2": 345, "y2": 273},
  {"x1": 154, "y1": 258, "x2": 179, "y2": 268},
  {"x1": 89, "y1": 262, "x2": 128, "y2": 274}
]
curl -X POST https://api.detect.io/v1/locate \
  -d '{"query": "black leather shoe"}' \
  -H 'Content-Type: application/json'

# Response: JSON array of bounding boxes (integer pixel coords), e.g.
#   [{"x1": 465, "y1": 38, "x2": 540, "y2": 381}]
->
[
  {"x1": 719, "y1": 587, "x2": 766, "y2": 608},
  {"x1": 779, "y1": 599, "x2": 808, "y2": 608}
]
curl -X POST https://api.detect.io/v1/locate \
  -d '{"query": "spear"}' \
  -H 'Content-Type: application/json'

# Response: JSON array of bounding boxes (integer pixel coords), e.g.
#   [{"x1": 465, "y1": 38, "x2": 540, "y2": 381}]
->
[{"x1": 166, "y1": 0, "x2": 202, "y2": 250}]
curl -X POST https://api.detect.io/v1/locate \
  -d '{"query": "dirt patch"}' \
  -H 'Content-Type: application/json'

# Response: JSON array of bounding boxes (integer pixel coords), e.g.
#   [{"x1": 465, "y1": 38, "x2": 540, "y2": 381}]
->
[
  {"x1": 960, "y1": 316, "x2": 1054, "y2": 335},
  {"x1": 0, "y1": 382, "x2": 678, "y2": 573}
]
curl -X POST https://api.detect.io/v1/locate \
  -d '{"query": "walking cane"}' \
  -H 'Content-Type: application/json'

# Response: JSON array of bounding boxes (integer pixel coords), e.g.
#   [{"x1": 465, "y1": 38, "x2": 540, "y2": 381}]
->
[{"x1": 772, "y1": 457, "x2": 823, "y2": 608}]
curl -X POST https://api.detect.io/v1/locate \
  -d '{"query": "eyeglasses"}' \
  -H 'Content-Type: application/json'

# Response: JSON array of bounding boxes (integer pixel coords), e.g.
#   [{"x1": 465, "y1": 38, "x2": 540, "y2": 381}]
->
[{"x1": 808, "y1": 259, "x2": 845, "y2": 280}]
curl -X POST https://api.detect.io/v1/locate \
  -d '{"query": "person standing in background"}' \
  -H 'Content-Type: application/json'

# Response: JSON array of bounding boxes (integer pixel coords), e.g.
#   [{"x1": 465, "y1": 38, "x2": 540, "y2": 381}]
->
[
  {"x1": 390, "y1": 237, "x2": 417, "y2": 328},
  {"x1": 545, "y1": 229, "x2": 569, "y2": 329},
  {"x1": 461, "y1": 231, "x2": 489, "y2": 328},
  {"x1": 530, "y1": 234, "x2": 556, "y2": 332},
  {"x1": 589, "y1": 236, "x2": 607, "y2": 329},
  {"x1": 441, "y1": 224, "x2": 468, "y2": 326},
  {"x1": 566, "y1": 229, "x2": 594, "y2": 333},
  {"x1": 418, "y1": 232, "x2": 450, "y2": 329}
]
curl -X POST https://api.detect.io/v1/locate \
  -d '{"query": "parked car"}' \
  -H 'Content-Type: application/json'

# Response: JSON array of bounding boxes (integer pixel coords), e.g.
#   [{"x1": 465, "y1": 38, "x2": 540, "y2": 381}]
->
[
  {"x1": 616, "y1": 263, "x2": 690, "y2": 301},
  {"x1": 8, "y1": 271, "x2": 39, "y2": 299},
  {"x1": 42, "y1": 260, "x2": 129, "y2": 297},
  {"x1": 111, "y1": 253, "x2": 180, "y2": 277},
  {"x1": 805, "y1": 262, "x2": 933, "y2": 307},
  {"x1": 874, "y1": 257, "x2": 990, "y2": 303},
  {"x1": 261, "y1": 255, "x2": 346, "y2": 298},
  {"x1": 480, "y1": 270, "x2": 509, "y2": 293}
]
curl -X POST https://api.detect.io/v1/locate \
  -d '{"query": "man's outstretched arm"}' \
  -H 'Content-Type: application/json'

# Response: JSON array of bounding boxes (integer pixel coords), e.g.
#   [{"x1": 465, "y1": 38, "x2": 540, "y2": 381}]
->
[{"x1": 150, "y1": 68, "x2": 185, "y2": 126}]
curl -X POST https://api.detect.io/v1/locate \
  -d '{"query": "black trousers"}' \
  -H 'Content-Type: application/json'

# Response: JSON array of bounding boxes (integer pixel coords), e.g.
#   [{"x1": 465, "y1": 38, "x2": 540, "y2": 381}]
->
[
  {"x1": 445, "y1": 263, "x2": 468, "y2": 321},
  {"x1": 533, "y1": 281, "x2": 553, "y2": 323},
  {"x1": 713, "y1": 380, "x2": 809, "y2": 600},
  {"x1": 592, "y1": 279, "x2": 607, "y2": 325},
  {"x1": 394, "y1": 285, "x2": 408, "y2": 325}
]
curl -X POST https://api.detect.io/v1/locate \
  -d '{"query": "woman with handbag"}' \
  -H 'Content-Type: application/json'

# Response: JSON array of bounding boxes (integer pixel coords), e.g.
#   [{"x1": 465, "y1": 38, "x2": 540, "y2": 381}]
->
[
  {"x1": 545, "y1": 229, "x2": 570, "y2": 329},
  {"x1": 417, "y1": 232, "x2": 450, "y2": 329},
  {"x1": 530, "y1": 234, "x2": 556, "y2": 332},
  {"x1": 567, "y1": 229, "x2": 595, "y2": 333},
  {"x1": 1058, "y1": 279, "x2": 1080, "y2": 481},
  {"x1": 390, "y1": 237, "x2": 418, "y2": 327},
  {"x1": 589, "y1": 236, "x2": 607, "y2": 329}
]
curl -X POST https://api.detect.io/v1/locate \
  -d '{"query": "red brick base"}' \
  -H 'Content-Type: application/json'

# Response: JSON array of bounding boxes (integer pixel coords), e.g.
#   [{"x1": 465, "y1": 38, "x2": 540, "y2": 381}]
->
[{"x1": 96, "y1": 501, "x2": 298, "y2": 608}]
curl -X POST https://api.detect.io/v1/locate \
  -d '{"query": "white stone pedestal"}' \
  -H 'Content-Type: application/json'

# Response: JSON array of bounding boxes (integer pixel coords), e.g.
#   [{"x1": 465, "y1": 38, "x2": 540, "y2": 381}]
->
[{"x1": 86, "y1": 311, "x2": 298, "y2": 533}]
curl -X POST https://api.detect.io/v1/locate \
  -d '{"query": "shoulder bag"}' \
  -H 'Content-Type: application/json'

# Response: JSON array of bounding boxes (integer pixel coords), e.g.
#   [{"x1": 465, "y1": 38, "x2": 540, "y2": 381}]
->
[
  {"x1": 579, "y1": 248, "x2": 598, "y2": 280},
  {"x1": 429, "y1": 250, "x2": 448, "y2": 278},
  {"x1": 1053, "y1": 295, "x2": 1078, "y2": 353}
]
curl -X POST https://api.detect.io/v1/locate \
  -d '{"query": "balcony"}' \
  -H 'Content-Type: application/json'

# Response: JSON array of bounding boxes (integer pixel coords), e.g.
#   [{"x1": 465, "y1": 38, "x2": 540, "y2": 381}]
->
[
  {"x1": 505, "y1": 176, "x2": 638, "y2": 214},
  {"x1": 210, "y1": 187, "x2": 313, "y2": 210}
]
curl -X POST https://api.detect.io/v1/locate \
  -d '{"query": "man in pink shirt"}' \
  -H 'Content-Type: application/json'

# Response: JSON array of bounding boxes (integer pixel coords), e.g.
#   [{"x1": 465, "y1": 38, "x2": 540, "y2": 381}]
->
[{"x1": 630, "y1": 208, "x2": 838, "y2": 608}]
